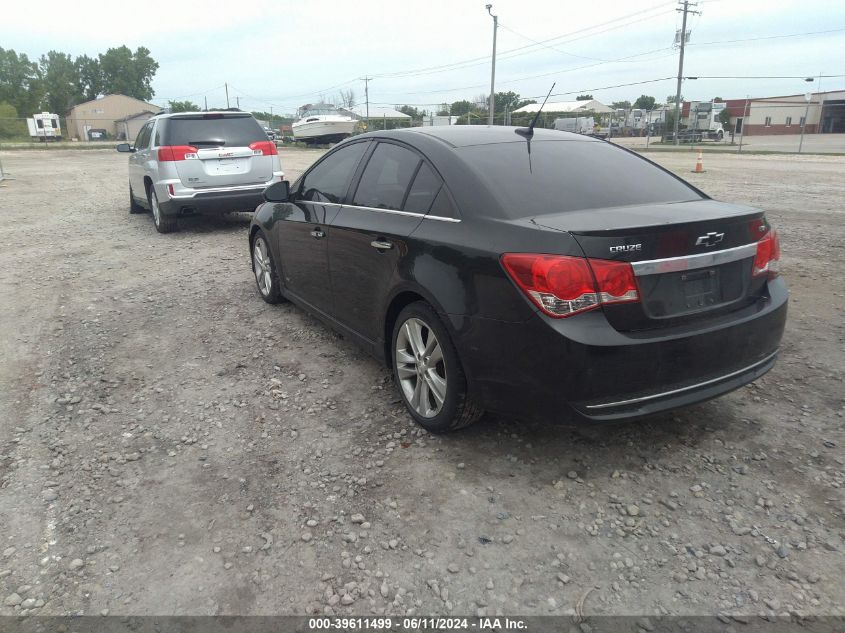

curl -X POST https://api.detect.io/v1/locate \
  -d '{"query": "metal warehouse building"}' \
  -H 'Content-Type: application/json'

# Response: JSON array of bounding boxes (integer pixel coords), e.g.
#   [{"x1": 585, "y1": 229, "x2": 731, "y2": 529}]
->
[
  {"x1": 65, "y1": 94, "x2": 162, "y2": 141},
  {"x1": 683, "y1": 90, "x2": 845, "y2": 136}
]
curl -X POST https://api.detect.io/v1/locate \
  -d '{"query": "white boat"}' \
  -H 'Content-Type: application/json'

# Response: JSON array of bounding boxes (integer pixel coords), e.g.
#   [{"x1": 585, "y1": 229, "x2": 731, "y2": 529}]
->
[{"x1": 292, "y1": 104, "x2": 357, "y2": 144}]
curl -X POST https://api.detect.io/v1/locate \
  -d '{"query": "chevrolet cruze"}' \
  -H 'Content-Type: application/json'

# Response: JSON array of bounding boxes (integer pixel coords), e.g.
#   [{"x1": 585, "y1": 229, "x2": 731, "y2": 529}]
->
[{"x1": 248, "y1": 126, "x2": 787, "y2": 433}]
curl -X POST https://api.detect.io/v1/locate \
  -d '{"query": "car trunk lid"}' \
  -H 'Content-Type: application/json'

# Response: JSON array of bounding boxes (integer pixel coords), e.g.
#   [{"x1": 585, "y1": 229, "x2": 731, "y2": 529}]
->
[
  {"x1": 163, "y1": 114, "x2": 274, "y2": 189},
  {"x1": 532, "y1": 199, "x2": 771, "y2": 331}
]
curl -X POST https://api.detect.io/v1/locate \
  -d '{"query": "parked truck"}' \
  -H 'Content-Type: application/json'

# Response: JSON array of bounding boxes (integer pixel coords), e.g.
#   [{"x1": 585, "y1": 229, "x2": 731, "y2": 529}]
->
[
  {"x1": 553, "y1": 116, "x2": 595, "y2": 135},
  {"x1": 27, "y1": 112, "x2": 62, "y2": 142},
  {"x1": 665, "y1": 101, "x2": 726, "y2": 143}
]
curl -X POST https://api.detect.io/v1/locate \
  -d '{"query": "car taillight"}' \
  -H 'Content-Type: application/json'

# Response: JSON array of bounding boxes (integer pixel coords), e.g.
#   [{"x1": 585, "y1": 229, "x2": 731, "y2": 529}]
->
[
  {"x1": 157, "y1": 146, "x2": 197, "y2": 161},
  {"x1": 753, "y1": 229, "x2": 781, "y2": 279},
  {"x1": 501, "y1": 253, "x2": 640, "y2": 318},
  {"x1": 249, "y1": 141, "x2": 277, "y2": 156}
]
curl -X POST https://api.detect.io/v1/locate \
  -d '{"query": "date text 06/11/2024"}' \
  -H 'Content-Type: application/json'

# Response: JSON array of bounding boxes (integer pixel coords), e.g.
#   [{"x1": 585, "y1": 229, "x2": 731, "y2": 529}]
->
[{"x1": 307, "y1": 617, "x2": 528, "y2": 630}]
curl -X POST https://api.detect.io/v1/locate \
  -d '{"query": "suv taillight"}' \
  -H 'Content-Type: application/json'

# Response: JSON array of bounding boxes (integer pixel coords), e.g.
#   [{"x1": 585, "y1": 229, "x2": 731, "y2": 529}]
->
[
  {"x1": 501, "y1": 253, "x2": 640, "y2": 318},
  {"x1": 157, "y1": 146, "x2": 198, "y2": 161},
  {"x1": 249, "y1": 141, "x2": 277, "y2": 156},
  {"x1": 753, "y1": 229, "x2": 781, "y2": 279}
]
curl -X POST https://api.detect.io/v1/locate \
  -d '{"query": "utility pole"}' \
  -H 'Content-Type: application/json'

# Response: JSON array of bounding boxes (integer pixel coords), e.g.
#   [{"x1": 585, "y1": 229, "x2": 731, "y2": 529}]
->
[
  {"x1": 225, "y1": 83, "x2": 230, "y2": 109},
  {"x1": 738, "y1": 97, "x2": 750, "y2": 154},
  {"x1": 672, "y1": 1, "x2": 698, "y2": 146},
  {"x1": 486, "y1": 4, "x2": 498, "y2": 126},
  {"x1": 204, "y1": 96, "x2": 208, "y2": 111},
  {"x1": 236, "y1": 96, "x2": 240, "y2": 109},
  {"x1": 360, "y1": 76, "x2": 372, "y2": 130}
]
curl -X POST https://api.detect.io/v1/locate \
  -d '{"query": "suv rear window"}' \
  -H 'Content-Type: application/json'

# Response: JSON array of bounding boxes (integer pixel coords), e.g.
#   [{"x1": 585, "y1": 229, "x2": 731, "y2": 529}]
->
[
  {"x1": 459, "y1": 139, "x2": 702, "y2": 217},
  {"x1": 163, "y1": 114, "x2": 265, "y2": 147}
]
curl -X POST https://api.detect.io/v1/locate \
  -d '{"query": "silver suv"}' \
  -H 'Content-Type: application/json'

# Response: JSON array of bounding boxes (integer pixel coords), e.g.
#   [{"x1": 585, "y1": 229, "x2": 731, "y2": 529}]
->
[{"x1": 117, "y1": 111, "x2": 284, "y2": 233}]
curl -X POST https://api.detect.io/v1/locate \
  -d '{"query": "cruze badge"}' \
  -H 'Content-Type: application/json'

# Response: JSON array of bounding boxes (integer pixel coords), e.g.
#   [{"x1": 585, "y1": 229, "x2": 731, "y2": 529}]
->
[
  {"x1": 695, "y1": 232, "x2": 725, "y2": 247},
  {"x1": 609, "y1": 244, "x2": 642, "y2": 253}
]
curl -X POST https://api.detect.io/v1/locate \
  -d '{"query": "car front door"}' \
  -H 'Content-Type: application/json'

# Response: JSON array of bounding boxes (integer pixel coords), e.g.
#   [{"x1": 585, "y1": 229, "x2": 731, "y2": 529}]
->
[
  {"x1": 277, "y1": 140, "x2": 369, "y2": 315},
  {"x1": 128, "y1": 122, "x2": 153, "y2": 196},
  {"x1": 329, "y1": 141, "x2": 443, "y2": 344}
]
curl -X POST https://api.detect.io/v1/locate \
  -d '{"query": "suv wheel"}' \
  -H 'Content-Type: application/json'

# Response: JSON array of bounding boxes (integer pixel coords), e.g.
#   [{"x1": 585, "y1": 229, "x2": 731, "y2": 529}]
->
[
  {"x1": 392, "y1": 302, "x2": 483, "y2": 433},
  {"x1": 148, "y1": 187, "x2": 178, "y2": 233},
  {"x1": 129, "y1": 185, "x2": 145, "y2": 214}
]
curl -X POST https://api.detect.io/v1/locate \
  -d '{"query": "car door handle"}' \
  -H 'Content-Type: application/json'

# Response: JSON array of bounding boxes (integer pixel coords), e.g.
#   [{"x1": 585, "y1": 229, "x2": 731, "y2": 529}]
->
[
  {"x1": 370, "y1": 239, "x2": 394, "y2": 251},
  {"x1": 310, "y1": 228, "x2": 325, "y2": 239}
]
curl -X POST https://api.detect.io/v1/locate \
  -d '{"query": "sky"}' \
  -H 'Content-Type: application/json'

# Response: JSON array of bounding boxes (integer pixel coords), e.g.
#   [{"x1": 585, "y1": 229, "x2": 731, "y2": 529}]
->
[{"x1": 1, "y1": 0, "x2": 843, "y2": 115}]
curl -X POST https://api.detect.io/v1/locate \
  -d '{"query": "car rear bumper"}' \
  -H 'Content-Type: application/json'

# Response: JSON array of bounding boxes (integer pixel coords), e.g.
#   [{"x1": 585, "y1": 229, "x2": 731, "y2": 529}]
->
[
  {"x1": 449, "y1": 278, "x2": 788, "y2": 422},
  {"x1": 158, "y1": 187, "x2": 266, "y2": 216}
]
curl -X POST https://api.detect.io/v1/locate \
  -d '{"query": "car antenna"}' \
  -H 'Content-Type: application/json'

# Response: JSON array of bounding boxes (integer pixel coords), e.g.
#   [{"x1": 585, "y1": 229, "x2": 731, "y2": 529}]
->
[{"x1": 515, "y1": 82, "x2": 555, "y2": 138}]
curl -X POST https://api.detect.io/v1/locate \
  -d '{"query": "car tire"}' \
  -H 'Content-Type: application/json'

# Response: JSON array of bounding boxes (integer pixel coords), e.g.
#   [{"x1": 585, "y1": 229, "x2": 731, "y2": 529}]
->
[
  {"x1": 148, "y1": 187, "x2": 178, "y2": 233},
  {"x1": 391, "y1": 302, "x2": 483, "y2": 433},
  {"x1": 252, "y1": 232, "x2": 284, "y2": 304},
  {"x1": 129, "y1": 185, "x2": 145, "y2": 214}
]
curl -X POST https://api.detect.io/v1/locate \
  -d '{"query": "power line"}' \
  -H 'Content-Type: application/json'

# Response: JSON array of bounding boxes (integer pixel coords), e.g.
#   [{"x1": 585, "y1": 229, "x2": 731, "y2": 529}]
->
[
  {"x1": 688, "y1": 26, "x2": 845, "y2": 47},
  {"x1": 370, "y1": 1, "x2": 676, "y2": 79}
]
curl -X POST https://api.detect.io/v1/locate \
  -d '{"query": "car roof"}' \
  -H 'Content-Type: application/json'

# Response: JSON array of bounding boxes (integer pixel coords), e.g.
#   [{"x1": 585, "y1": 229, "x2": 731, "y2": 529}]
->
[
  {"x1": 155, "y1": 111, "x2": 253, "y2": 119},
  {"x1": 360, "y1": 125, "x2": 599, "y2": 148}
]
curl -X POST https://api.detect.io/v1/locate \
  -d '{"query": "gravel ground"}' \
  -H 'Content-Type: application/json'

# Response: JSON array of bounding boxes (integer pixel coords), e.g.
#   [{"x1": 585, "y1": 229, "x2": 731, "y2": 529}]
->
[{"x1": 0, "y1": 147, "x2": 843, "y2": 620}]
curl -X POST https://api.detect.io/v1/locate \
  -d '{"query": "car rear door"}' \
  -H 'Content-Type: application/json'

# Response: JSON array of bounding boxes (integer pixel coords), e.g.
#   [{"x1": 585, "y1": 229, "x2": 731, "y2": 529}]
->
[
  {"x1": 128, "y1": 122, "x2": 153, "y2": 195},
  {"x1": 161, "y1": 113, "x2": 276, "y2": 189},
  {"x1": 277, "y1": 140, "x2": 369, "y2": 315},
  {"x1": 329, "y1": 141, "x2": 439, "y2": 343}
]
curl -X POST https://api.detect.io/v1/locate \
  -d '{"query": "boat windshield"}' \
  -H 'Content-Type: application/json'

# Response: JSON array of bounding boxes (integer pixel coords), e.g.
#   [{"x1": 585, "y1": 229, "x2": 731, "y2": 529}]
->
[{"x1": 302, "y1": 108, "x2": 340, "y2": 117}]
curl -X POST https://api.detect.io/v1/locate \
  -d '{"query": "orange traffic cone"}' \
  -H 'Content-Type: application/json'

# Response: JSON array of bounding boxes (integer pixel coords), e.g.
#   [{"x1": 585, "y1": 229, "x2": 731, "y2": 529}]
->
[{"x1": 692, "y1": 149, "x2": 705, "y2": 173}]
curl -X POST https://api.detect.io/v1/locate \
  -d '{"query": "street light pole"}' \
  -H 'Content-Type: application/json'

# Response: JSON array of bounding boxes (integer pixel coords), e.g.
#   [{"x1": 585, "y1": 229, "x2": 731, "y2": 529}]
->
[
  {"x1": 486, "y1": 4, "x2": 498, "y2": 126},
  {"x1": 798, "y1": 76, "x2": 816, "y2": 154}
]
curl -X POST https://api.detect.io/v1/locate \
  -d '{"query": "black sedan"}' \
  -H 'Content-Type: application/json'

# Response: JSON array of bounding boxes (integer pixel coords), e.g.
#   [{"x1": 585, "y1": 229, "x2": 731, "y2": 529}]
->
[{"x1": 248, "y1": 127, "x2": 787, "y2": 433}]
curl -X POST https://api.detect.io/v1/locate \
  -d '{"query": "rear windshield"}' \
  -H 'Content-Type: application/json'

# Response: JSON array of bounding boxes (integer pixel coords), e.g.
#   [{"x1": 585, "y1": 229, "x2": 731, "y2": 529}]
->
[
  {"x1": 458, "y1": 139, "x2": 703, "y2": 217},
  {"x1": 164, "y1": 115, "x2": 265, "y2": 147}
]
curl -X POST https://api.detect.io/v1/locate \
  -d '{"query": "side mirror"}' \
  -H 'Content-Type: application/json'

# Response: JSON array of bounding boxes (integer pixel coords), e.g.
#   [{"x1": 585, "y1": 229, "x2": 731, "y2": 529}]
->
[
  {"x1": 116, "y1": 143, "x2": 134, "y2": 153},
  {"x1": 264, "y1": 180, "x2": 291, "y2": 203}
]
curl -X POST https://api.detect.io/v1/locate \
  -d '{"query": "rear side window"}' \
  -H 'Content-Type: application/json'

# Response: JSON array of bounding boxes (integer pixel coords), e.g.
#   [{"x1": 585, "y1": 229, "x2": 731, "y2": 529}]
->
[
  {"x1": 134, "y1": 123, "x2": 152, "y2": 149},
  {"x1": 404, "y1": 162, "x2": 442, "y2": 214},
  {"x1": 299, "y1": 141, "x2": 368, "y2": 204},
  {"x1": 164, "y1": 115, "x2": 266, "y2": 147},
  {"x1": 459, "y1": 139, "x2": 702, "y2": 217},
  {"x1": 353, "y1": 143, "x2": 421, "y2": 210}
]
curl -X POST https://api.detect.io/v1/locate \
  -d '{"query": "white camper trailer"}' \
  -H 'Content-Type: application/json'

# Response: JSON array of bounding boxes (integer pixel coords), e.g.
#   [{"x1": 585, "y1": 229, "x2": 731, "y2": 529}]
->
[{"x1": 27, "y1": 112, "x2": 62, "y2": 141}]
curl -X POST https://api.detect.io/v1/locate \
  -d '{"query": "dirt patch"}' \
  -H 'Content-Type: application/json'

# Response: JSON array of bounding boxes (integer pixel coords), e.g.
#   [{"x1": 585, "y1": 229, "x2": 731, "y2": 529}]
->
[{"x1": 0, "y1": 147, "x2": 842, "y2": 618}]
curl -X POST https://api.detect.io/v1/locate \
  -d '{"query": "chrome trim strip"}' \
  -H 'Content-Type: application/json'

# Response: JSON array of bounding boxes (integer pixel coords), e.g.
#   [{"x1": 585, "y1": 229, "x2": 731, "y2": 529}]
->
[
  {"x1": 584, "y1": 349, "x2": 779, "y2": 410},
  {"x1": 300, "y1": 200, "x2": 461, "y2": 223},
  {"x1": 631, "y1": 243, "x2": 757, "y2": 277},
  {"x1": 168, "y1": 182, "x2": 271, "y2": 199}
]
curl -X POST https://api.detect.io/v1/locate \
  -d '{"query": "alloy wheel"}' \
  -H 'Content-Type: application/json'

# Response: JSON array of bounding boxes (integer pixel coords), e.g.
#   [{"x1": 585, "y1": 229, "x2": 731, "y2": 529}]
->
[
  {"x1": 395, "y1": 317, "x2": 447, "y2": 418},
  {"x1": 150, "y1": 189, "x2": 161, "y2": 226},
  {"x1": 253, "y1": 237, "x2": 273, "y2": 296}
]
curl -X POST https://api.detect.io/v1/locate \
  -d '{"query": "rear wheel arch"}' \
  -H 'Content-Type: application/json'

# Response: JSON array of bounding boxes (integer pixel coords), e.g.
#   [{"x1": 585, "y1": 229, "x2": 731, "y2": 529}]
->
[{"x1": 382, "y1": 288, "x2": 458, "y2": 369}]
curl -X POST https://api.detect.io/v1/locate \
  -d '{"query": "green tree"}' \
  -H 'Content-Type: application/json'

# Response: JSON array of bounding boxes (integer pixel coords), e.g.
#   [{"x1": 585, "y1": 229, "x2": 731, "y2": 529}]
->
[
  {"x1": 75, "y1": 55, "x2": 102, "y2": 102},
  {"x1": 718, "y1": 108, "x2": 731, "y2": 128},
  {"x1": 666, "y1": 94, "x2": 683, "y2": 105},
  {"x1": 98, "y1": 46, "x2": 159, "y2": 101},
  {"x1": 39, "y1": 51, "x2": 79, "y2": 113},
  {"x1": 611, "y1": 100, "x2": 631, "y2": 110},
  {"x1": 397, "y1": 105, "x2": 423, "y2": 119},
  {"x1": 436, "y1": 103, "x2": 450, "y2": 116},
  {"x1": 449, "y1": 100, "x2": 474, "y2": 117},
  {"x1": 633, "y1": 95, "x2": 656, "y2": 110},
  {"x1": 575, "y1": 94, "x2": 593, "y2": 101},
  {"x1": 0, "y1": 101, "x2": 27, "y2": 138},
  {"x1": 494, "y1": 91, "x2": 534, "y2": 113},
  {"x1": 0, "y1": 48, "x2": 42, "y2": 116},
  {"x1": 168, "y1": 100, "x2": 200, "y2": 113}
]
